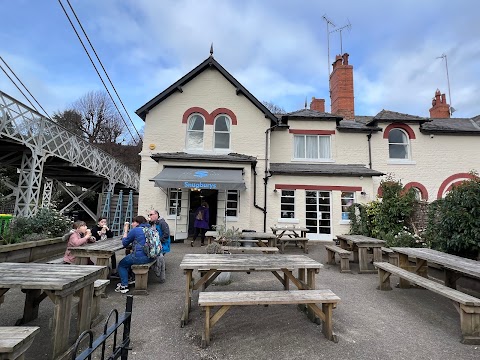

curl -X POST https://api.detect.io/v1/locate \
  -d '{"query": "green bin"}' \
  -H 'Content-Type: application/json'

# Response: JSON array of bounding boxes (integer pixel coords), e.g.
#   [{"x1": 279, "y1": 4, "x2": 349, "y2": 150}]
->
[{"x1": 0, "y1": 214, "x2": 13, "y2": 237}]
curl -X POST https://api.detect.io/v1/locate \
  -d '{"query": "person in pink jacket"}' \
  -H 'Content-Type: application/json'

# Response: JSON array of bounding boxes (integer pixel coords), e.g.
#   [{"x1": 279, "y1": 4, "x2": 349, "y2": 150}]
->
[{"x1": 63, "y1": 220, "x2": 96, "y2": 264}]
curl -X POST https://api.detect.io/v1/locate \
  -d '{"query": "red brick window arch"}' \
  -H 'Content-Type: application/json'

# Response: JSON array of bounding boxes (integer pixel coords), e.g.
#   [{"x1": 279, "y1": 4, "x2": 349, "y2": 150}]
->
[
  {"x1": 437, "y1": 173, "x2": 477, "y2": 199},
  {"x1": 383, "y1": 123, "x2": 415, "y2": 160},
  {"x1": 404, "y1": 182, "x2": 428, "y2": 201}
]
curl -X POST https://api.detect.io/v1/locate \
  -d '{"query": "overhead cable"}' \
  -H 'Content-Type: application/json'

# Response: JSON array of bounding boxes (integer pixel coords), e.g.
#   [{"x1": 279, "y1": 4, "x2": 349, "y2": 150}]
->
[{"x1": 57, "y1": 0, "x2": 138, "y2": 143}]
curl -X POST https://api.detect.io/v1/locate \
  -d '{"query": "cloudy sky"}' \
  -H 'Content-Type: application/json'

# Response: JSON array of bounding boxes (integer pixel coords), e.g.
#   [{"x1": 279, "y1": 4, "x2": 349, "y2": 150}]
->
[{"x1": 1, "y1": 0, "x2": 479, "y2": 142}]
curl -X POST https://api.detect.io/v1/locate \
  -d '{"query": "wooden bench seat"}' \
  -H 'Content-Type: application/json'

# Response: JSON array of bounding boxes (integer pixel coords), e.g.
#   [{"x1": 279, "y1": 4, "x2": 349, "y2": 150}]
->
[
  {"x1": 277, "y1": 237, "x2": 309, "y2": 254},
  {"x1": 131, "y1": 260, "x2": 157, "y2": 295},
  {"x1": 198, "y1": 289, "x2": 340, "y2": 347},
  {"x1": 0, "y1": 326, "x2": 40, "y2": 360},
  {"x1": 325, "y1": 245, "x2": 351, "y2": 273},
  {"x1": 221, "y1": 246, "x2": 278, "y2": 254},
  {"x1": 374, "y1": 261, "x2": 480, "y2": 344}
]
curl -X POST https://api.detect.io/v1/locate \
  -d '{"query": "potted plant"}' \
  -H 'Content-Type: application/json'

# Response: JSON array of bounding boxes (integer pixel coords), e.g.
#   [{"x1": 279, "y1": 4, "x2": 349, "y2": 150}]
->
[{"x1": 204, "y1": 225, "x2": 242, "y2": 285}]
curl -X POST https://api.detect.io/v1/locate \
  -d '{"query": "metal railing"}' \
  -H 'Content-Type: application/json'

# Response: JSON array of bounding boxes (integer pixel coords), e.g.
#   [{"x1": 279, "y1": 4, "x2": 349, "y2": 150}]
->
[{"x1": 72, "y1": 295, "x2": 133, "y2": 360}]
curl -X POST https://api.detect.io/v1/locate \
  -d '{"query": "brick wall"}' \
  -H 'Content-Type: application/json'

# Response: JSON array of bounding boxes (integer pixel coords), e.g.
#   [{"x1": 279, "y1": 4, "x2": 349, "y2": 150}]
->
[{"x1": 330, "y1": 53, "x2": 354, "y2": 120}]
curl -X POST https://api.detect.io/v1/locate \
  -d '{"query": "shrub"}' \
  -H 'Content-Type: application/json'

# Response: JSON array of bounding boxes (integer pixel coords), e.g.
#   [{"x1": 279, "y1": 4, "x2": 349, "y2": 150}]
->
[
  {"x1": 424, "y1": 174, "x2": 480, "y2": 259},
  {"x1": 5, "y1": 207, "x2": 72, "y2": 243}
]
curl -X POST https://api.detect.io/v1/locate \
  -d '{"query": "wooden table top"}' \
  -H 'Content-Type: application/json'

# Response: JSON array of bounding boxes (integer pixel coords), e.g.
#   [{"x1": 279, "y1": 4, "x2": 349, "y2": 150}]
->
[
  {"x1": 68, "y1": 237, "x2": 124, "y2": 256},
  {"x1": 180, "y1": 254, "x2": 323, "y2": 271},
  {"x1": 391, "y1": 247, "x2": 480, "y2": 279},
  {"x1": 205, "y1": 231, "x2": 277, "y2": 239},
  {"x1": 270, "y1": 226, "x2": 309, "y2": 232},
  {"x1": 0, "y1": 326, "x2": 40, "y2": 353},
  {"x1": 0, "y1": 262, "x2": 105, "y2": 291},
  {"x1": 337, "y1": 234, "x2": 385, "y2": 245}
]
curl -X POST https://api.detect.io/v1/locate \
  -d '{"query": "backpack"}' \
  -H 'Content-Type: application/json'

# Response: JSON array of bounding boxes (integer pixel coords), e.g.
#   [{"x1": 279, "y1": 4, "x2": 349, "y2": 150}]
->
[
  {"x1": 196, "y1": 209, "x2": 204, "y2": 221},
  {"x1": 141, "y1": 226, "x2": 162, "y2": 258}
]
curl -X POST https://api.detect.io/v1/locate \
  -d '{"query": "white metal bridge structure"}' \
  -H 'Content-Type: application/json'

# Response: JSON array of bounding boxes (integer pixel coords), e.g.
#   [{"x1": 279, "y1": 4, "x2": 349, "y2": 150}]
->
[{"x1": 0, "y1": 90, "x2": 139, "y2": 233}]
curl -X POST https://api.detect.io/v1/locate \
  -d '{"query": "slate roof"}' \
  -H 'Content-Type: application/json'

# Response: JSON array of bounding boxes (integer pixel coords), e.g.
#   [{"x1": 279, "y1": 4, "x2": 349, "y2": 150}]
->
[
  {"x1": 420, "y1": 117, "x2": 480, "y2": 134},
  {"x1": 367, "y1": 110, "x2": 427, "y2": 125},
  {"x1": 135, "y1": 56, "x2": 277, "y2": 123},
  {"x1": 281, "y1": 108, "x2": 342, "y2": 120},
  {"x1": 336, "y1": 119, "x2": 382, "y2": 132},
  {"x1": 269, "y1": 163, "x2": 384, "y2": 177},
  {"x1": 151, "y1": 152, "x2": 257, "y2": 163}
]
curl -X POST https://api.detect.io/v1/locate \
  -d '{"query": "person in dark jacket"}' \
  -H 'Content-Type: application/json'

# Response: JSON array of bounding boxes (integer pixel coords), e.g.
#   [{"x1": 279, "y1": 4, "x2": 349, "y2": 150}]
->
[
  {"x1": 191, "y1": 201, "x2": 209, "y2": 247},
  {"x1": 91, "y1": 217, "x2": 118, "y2": 277},
  {"x1": 148, "y1": 210, "x2": 171, "y2": 254},
  {"x1": 115, "y1": 215, "x2": 152, "y2": 294}
]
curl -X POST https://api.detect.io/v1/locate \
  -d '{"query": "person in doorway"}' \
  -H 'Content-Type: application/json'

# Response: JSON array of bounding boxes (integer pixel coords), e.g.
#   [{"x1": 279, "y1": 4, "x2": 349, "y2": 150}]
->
[
  {"x1": 63, "y1": 220, "x2": 96, "y2": 264},
  {"x1": 115, "y1": 216, "x2": 152, "y2": 293},
  {"x1": 191, "y1": 201, "x2": 209, "y2": 247}
]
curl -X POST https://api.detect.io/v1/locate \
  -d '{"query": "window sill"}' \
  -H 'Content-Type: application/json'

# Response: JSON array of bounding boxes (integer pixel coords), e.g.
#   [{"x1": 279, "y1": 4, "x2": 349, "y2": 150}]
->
[
  {"x1": 277, "y1": 218, "x2": 300, "y2": 224},
  {"x1": 166, "y1": 215, "x2": 180, "y2": 220},
  {"x1": 226, "y1": 217, "x2": 238, "y2": 222},
  {"x1": 292, "y1": 159, "x2": 335, "y2": 163},
  {"x1": 387, "y1": 159, "x2": 416, "y2": 165},
  {"x1": 339, "y1": 220, "x2": 351, "y2": 225}
]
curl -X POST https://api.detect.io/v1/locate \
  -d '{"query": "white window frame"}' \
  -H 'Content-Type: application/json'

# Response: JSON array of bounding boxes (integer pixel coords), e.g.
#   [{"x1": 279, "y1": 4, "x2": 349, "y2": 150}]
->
[
  {"x1": 340, "y1": 191, "x2": 355, "y2": 224},
  {"x1": 186, "y1": 114, "x2": 205, "y2": 150},
  {"x1": 280, "y1": 190, "x2": 295, "y2": 219},
  {"x1": 213, "y1": 115, "x2": 231, "y2": 151},
  {"x1": 226, "y1": 190, "x2": 239, "y2": 219},
  {"x1": 388, "y1": 128, "x2": 410, "y2": 160},
  {"x1": 167, "y1": 188, "x2": 182, "y2": 216},
  {"x1": 293, "y1": 134, "x2": 332, "y2": 161}
]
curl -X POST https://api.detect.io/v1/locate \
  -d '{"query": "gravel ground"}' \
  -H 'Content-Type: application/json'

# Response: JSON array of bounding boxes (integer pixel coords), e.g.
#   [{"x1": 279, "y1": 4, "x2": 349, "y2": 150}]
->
[{"x1": 1, "y1": 241, "x2": 480, "y2": 360}]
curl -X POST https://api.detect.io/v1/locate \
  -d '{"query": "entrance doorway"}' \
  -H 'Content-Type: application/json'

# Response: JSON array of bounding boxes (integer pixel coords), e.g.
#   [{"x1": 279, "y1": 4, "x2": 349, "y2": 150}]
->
[
  {"x1": 188, "y1": 189, "x2": 218, "y2": 236},
  {"x1": 305, "y1": 190, "x2": 332, "y2": 240}
]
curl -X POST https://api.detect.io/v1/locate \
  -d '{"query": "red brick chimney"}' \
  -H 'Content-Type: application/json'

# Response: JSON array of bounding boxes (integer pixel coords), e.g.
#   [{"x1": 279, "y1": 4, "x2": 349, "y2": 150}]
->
[
  {"x1": 330, "y1": 53, "x2": 354, "y2": 120},
  {"x1": 429, "y1": 89, "x2": 450, "y2": 118},
  {"x1": 310, "y1": 97, "x2": 325, "y2": 112}
]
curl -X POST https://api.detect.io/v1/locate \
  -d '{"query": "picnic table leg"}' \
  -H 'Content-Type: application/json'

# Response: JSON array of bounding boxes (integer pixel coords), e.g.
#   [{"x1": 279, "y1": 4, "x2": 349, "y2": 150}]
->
[
  {"x1": 358, "y1": 247, "x2": 369, "y2": 273},
  {"x1": 297, "y1": 268, "x2": 306, "y2": 312},
  {"x1": 321, "y1": 303, "x2": 337, "y2": 342},
  {"x1": 16, "y1": 289, "x2": 48, "y2": 325},
  {"x1": 76, "y1": 282, "x2": 94, "y2": 337},
  {"x1": 398, "y1": 253, "x2": 411, "y2": 288},
  {"x1": 306, "y1": 269, "x2": 320, "y2": 323},
  {"x1": 444, "y1": 269, "x2": 462, "y2": 289},
  {"x1": 48, "y1": 292, "x2": 74, "y2": 359},
  {"x1": 372, "y1": 247, "x2": 382, "y2": 263},
  {"x1": 181, "y1": 270, "x2": 193, "y2": 327},
  {"x1": 75, "y1": 257, "x2": 89, "y2": 265},
  {"x1": 202, "y1": 305, "x2": 211, "y2": 348},
  {"x1": 96, "y1": 257, "x2": 111, "y2": 279}
]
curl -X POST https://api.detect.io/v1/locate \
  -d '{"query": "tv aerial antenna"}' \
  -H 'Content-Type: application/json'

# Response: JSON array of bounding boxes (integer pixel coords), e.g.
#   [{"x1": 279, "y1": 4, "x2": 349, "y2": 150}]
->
[
  {"x1": 436, "y1": 53, "x2": 455, "y2": 115},
  {"x1": 322, "y1": 15, "x2": 336, "y2": 76},
  {"x1": 330, "y1": 19, "x2": 352, "y2": 55}
]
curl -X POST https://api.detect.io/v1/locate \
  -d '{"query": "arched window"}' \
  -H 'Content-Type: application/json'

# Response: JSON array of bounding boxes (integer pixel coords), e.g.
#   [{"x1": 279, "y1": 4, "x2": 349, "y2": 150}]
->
[
  {"x1": 214, "y1": 115, "x2": 230, "y2": 150},
  {"x1": 186, "y1": 114, "x2": 204, "y2": 149},
  {"x1": 388, "y1": 128, "x2": 410, "y2": 159}
]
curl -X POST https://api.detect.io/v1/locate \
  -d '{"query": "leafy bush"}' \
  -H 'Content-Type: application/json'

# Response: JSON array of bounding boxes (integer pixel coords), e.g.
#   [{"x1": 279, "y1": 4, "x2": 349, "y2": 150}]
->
[
  {"x1": 384, "y1": 228, "x2": 425, "y2": 248},
  {"x1": 4, "y1": 208, "x2": 72, "y2": 243},
  {"x1": 348, "y1": 176, "x2": 418, "y2": 247},
  {"x1": 424, "y1": 174, "x2": 480, "y2": 259}
]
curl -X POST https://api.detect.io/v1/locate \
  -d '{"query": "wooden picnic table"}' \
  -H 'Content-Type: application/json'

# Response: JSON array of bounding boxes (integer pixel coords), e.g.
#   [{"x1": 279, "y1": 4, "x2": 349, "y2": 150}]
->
[
  {"x1": 270, "y1": 226, "x2": 309, "y2": 239},
  {"x1": 391, "y1": 247, "x2": 480, "y2": 289},
  {"x1": 69, "y1": 237, "x2": 124, "y2": 278},
  {"x1": 179, "y1": 253, "x2": 323, "y2": 327},
  {"x1": 336, "y1": 235, "x2": 385, "y2": 273},
  {"x1": 0, "y1": 262, "x2": 105, "y2": 359},
  {"x1": 205, "y1": 231, "x2": 277, "y2": 247}
]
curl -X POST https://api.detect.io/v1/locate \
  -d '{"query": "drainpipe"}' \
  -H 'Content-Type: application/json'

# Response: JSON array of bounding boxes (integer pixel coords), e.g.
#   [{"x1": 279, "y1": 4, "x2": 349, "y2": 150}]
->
[
  {"x1": 262, "y1": 124, "x2": 278, "y2": 231},
  {"x1": 367, "y1": 132, "x2": 373, "y2": 169}
]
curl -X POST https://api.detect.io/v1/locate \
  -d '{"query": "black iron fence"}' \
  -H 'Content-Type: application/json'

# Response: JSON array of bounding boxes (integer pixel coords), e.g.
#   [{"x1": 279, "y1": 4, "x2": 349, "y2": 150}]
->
[{"x1": 72, "y1": 295, "x2": 133, "y2": 360}]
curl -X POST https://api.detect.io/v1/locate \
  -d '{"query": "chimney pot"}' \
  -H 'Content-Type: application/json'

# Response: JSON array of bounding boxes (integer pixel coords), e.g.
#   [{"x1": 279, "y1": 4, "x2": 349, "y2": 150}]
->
[
  {"x1": 429, "y1": 89, "x2": 450, "y2": 118},
  {"x1": 330, "y1": 53, "x2": 355, "y2": 120}
]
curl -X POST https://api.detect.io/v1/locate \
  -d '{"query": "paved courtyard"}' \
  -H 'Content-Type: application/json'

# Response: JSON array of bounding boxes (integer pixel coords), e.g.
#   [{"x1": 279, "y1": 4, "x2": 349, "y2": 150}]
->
[{"x1": 1, "y1": 241, "x2": 479, "y2": 359}]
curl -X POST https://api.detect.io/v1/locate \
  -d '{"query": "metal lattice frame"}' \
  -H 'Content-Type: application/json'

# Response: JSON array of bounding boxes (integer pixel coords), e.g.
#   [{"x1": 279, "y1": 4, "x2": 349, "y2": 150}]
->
[
  {"x1": 57, "y1": 181, "x2": 102, "y2": 221},
  {"x1": 111, "y1": 190, "x2": 124, "y2": 236},
  {"x1": 14, "y1": 150, "x2": 45, "y2": 217},
  {"x1": 0, "y1": 90, "x2": 139, "y2": 216},
  {"x1": 125, "y1": 190, "x2": 134, "y2": 224},
  {"x1": 41, "y1": 178, "x2": 54, "y2": 208}
]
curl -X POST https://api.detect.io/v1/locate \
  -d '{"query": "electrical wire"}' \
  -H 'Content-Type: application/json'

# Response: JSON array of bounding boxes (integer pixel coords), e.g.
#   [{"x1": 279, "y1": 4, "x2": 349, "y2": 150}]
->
[
  {"x1": 57, "y1": 0, "x2": 139, "y2": 143},
  {"x1": 65, "y1": 0, "x2": 141, "y2": 140},
  {"x1": 0, "y1": 56, "x2": 51, "y2": 118}
]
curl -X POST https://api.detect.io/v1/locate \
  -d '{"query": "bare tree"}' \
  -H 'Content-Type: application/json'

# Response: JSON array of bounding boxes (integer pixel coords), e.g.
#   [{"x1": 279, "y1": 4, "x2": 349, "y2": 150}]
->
[{"x1": 262, "y1": 101, "x2": 286, "y2": 115}]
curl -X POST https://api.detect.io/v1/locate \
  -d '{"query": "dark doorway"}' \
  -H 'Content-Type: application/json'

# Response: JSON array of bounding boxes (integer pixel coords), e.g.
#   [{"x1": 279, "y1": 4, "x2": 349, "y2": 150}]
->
[{"x1": 188, "y1": 189, "x2": 218, "y2": 236}]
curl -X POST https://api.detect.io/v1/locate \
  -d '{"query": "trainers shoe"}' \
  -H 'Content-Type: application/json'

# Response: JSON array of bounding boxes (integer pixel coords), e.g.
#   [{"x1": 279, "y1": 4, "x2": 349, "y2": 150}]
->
[
  {"x1": 190, "y1": 241, "x2": 194, "y2": 247},
  {"x1": 115, "y1": 284, "x2": 129, "y2": 293}
]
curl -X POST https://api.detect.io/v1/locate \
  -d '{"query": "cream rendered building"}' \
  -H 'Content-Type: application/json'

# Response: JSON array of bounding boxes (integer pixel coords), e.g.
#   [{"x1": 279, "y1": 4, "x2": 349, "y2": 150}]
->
[{"x1": 135, "y1": 53, "x2": 480, "y2": 241}]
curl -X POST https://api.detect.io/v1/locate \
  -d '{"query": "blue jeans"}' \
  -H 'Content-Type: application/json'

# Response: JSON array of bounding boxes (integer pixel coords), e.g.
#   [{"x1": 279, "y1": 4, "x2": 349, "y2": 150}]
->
[{"x1": 118, "y1": 254, "x2": 151, "y2": 286}]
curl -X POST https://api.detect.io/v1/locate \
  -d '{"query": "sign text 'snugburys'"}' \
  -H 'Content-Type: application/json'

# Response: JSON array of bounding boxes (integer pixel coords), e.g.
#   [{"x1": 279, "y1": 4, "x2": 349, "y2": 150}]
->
[{"x1": 184, "y1": 181, "x2": 217, "y2": 189}]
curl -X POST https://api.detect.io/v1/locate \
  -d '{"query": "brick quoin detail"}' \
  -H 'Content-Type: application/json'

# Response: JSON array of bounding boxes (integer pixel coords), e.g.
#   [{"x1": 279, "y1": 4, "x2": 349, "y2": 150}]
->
[
  {"x1": 404, "y1": 182, "x2": 428, "y2": 201},
  {"x1": 182, "y1": 107, "x2": 238, "y2": 125},
  {"x1": 289, "y1": 129, "x2": 335, "y2": 135},
  {"x1": 275, "y1": 184, "x2": 362, "y2": 192},
  {"x1": 437, "y1": 173, "x2": 477, "y2": 199},
  {"x1": 383, "y1": 123, "x2": 416, "y2": 139}
]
